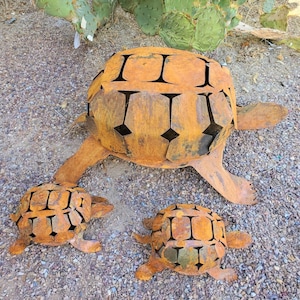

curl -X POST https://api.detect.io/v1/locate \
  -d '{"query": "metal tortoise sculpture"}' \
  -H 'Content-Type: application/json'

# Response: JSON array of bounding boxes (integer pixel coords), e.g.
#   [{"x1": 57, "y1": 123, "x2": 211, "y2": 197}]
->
[
  {"x1": 9, "y1": 182, "x2": 113, "y2": 254},
  {"x1": 53, "y1": 47, "x2": 287, "y2": 205},
  {"x1": 133, "y1": 203, "x2": 252, "y2": 281}
]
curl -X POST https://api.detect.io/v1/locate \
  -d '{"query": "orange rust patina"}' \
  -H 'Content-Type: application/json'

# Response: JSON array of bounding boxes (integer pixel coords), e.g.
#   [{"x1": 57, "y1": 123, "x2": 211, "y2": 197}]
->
[
  {"x1": 9, "y1": 182, "x2": 113, "y2": 254},
  {"x1": 133, "y1": 203, "x2": 252, "y2": 281},
  {"x1": 21, "y1": 47, "x2": 287, "y2": 207}
]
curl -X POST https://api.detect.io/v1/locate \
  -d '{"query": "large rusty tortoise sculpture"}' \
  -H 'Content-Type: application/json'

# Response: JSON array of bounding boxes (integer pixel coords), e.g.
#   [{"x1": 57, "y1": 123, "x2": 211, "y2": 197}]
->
[{"x1": 53, "y1": 47, "x2": 287, "y2": 205}]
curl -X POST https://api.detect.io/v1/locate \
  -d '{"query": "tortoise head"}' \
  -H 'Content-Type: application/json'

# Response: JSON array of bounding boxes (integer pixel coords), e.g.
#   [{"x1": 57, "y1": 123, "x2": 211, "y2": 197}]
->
[
  {"x1": 90, "y1": 196, "x2": 114, "y2": 218},
  {"x1": 226, "y1": 231, "x2": 252, "y2": 249}
]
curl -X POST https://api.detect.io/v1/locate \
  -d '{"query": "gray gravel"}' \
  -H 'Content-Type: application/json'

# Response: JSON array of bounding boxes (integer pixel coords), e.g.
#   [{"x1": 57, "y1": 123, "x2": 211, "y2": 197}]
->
[{"x1": 0, "y1": 2, "x2": 299, "y2": 300}]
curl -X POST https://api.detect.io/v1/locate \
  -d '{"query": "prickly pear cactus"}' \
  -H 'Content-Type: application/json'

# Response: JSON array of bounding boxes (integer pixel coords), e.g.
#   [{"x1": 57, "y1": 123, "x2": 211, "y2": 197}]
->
[
  {"x1": 34, "y1": 0, "x2": 247, "y2": 51},
  {"x1": 122, "y1": 0, "x2": 247, "y2": 51},
  {"x1": 33, "y1": 0, "x2": 116, "y2": 41}
]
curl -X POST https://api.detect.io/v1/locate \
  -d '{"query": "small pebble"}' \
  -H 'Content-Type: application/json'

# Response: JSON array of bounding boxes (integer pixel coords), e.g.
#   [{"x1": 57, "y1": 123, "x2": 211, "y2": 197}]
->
[
  {"x1": 61, "y1": 101, "x2": 68, "y2": 109},
  {"x1": 277, "y1": 53, "x2": 284, "y2": 61},
  {"x1": 226, "y1": 56, "x2": 232, "y2": 64}
]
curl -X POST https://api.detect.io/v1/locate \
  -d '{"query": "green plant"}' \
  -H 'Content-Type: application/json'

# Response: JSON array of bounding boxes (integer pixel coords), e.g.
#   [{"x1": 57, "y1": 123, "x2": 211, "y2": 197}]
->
[
  {"x1": 120, "y1": 0, "x2": 247, "y2": 51},
  {"x1": 34, "y1": 0, "x2": 116, "y2": 41}
]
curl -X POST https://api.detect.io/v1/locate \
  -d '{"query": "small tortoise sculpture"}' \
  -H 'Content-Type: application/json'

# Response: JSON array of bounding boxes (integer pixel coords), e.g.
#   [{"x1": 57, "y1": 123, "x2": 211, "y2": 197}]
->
[
  {"x1": 134, "y1": 203, "x2": 252, "y2": 281},
  {"x1": 9, "y1": 182, "x2": 113, "y2": 254},
  {"x1": 53, "y1": 47, "x2": 287, "y2": 205}
]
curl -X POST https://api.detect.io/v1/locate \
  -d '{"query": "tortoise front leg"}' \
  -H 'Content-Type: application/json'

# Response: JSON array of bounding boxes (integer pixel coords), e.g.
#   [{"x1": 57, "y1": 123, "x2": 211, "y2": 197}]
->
[
  {"x1": 69, "y1": 232, "x2": 102, "y2": 253},
  {"x1": 189, "y1": 141, "x2": 257, "y2": 205},
  {"x1": 54, "y1": 135, "x2": 110, "y2": 184},
  {"x1": 133, "y1": 233, "x2": 166, "y2": 280}
]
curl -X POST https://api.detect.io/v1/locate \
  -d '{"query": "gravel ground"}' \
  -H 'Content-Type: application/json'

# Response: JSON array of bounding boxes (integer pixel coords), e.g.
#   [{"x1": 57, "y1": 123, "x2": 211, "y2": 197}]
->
[{"x1": 0, "y1": 2, "x2": 299, "y2": 300}]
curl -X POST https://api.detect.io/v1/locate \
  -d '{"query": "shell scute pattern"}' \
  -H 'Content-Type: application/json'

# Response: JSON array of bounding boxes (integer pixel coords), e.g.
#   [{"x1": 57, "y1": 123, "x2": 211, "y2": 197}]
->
[
  {"x1": 134, "y1": 202, "x2": 253, "y2": 280},
  {"x1": 151, "y1": 204, "x2": 227, "y2": 274},
  {"x1": 89, "y1": 47, "x2": 236, "y2": 164},
  {"x1": 10, "y1": 182, "x2": 113, "y2": 254},
  {"x1": 12, "y1": 183, "x2": 91, "y2": 245}
]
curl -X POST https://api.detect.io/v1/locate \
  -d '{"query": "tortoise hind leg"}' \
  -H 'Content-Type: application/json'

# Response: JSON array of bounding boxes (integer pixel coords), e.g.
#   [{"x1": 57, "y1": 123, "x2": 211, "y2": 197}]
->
[
  {"x1": 189, "y1": 142, "x2": 257, "y2": 205},
  {"x1": 133, "y1": 232, "x2": 152, "y2": 244},
  {"x1": 134, "y1": 235, "x2": 166, "y2": 280},
  {"x1": 54, "y1": 135, "x2": 110, "y2": 184},
  {"x1": 69, "y1": 232, "x2": 102, "y2": 253},
  {"x1": 236, "y1": 102, "x2": 288, "y2": 130},
  {"x1": 9, "y1": 236, "x2": 31, "y2": 255},
  {"x1": 207, "y1": 266, "x2": 237, "y2": 282}
]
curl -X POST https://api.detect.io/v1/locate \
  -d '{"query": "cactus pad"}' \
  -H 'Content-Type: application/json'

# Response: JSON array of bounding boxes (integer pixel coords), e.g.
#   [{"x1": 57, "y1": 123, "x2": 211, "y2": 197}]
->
[
  {"x1": 159, "y1": 11, "x2": 194, "y2": 50},
  {"x1": 35, "y1": 0, "x2": 75, "y2": 19},
  {"x1": 193, "y1": 6, "x2": 226, "y2": 51},
  {"x1": 133, "y1": 0, "x2": 165, "y2": 35},
  {"x1": 92, "y1": 0, "x2": 117, "y2": 26},
  {"x1": 73, "y1": 0, "x2": 99, "y2": 41},
  {"x1": 119, "y1": 0, "x2": 138, "y2": 12},
  {"x1": 34, "y1": 0, "x2": 116, "y2": 42},
  {"x1": 164, "y1": 0, "x2": 201, "y2": 16}
]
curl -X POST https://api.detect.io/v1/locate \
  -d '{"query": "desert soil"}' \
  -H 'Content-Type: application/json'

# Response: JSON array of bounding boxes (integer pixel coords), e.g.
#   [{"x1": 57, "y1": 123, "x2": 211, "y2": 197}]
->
[{"x1": 0, "y1": 1, "x2": 299, "y2": 299}]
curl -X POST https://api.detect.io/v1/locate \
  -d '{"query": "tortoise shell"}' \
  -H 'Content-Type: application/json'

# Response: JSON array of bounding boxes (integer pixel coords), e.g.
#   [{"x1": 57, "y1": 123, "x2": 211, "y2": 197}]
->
[
  {"x1": 10, "y1": 182, "x2": 92, "y2": 247},
  {"x1": 149, "y1": 204, "x2": 227, "y2": 275},
  {"x1": 134, "y1": 203, "x2": 252, "y2": 280},
  {"x1": 87, "y1": 47, "x2": 237, "y2": 165}
]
